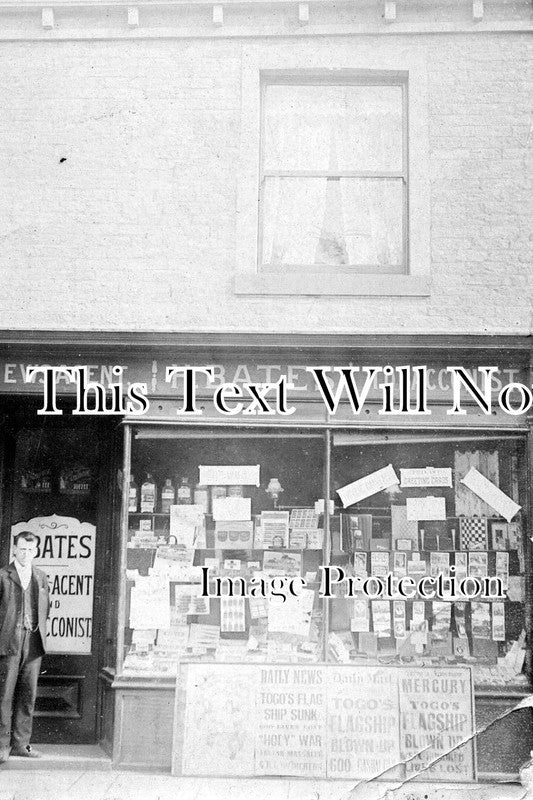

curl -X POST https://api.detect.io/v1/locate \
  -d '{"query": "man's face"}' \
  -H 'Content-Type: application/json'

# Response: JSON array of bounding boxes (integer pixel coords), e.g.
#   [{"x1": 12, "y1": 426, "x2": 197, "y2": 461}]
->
[{"x1": 13, "y1": 539, "x2": 37, "y2": 568}]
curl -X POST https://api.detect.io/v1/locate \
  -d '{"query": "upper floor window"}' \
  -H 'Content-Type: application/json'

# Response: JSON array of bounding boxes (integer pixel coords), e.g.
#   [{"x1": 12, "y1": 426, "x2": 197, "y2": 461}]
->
[{"x1": 259, "y1": 77, "x2": 407, "y2": 274}]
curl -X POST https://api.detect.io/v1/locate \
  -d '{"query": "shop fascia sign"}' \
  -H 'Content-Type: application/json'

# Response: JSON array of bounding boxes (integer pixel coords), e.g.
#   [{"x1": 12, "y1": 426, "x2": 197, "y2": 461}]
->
[{"x1": 2, "y1": 361, "x2": 532, "y2": 418}]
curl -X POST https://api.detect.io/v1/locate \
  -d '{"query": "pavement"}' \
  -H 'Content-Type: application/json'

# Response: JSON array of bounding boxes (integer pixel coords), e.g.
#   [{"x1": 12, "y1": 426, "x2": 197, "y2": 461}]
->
[
  {"x1": 0, "y1": 748, "x2": 531, "y2": 800},
  {"x1": 1, "y1": 773, "x2": 530, "y2": 800}
]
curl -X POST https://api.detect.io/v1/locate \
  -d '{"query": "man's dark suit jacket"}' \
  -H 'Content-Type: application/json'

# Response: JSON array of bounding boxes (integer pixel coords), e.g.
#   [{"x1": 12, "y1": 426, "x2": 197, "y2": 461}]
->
[{"x1": 0, "y1": 564, "x2": 49, "y2": 656}]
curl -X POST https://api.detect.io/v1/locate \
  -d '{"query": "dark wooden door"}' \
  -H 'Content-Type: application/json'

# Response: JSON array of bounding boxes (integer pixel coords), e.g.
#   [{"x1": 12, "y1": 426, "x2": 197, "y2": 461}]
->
[{"x1": 0, "y1": 414, "x2": 116, "y2": 744}]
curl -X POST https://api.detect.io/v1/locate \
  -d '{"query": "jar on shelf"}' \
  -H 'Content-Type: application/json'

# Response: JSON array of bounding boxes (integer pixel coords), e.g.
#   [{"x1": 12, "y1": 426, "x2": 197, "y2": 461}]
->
[
  {"x1": 210, "y1": 485, "x2": 226, "y2": 508},
  {"x1": 140, "y1": 474, "x2": 156, "y2": 513},
  {"x1": 177, "y1": 477, "x2": 192, "y2": 504},
  {"x1": 128, "y1": 475, "x2": 138, "y2": 513},
  {"x1": 161, "y1": 478, "x2": 175, "y2": 513},
  {"x1": 193, "y1": 484, "x2": 209, "y2": 513}
]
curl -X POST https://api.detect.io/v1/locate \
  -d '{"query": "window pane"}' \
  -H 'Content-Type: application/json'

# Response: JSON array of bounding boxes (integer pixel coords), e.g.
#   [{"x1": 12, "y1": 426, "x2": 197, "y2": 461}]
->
[
  {"x1": 261, "y1": 177, "x2": 404, "y2": 269},
  {"x1": 263, "y1": 84, "x2": 403, "y2": 172}
]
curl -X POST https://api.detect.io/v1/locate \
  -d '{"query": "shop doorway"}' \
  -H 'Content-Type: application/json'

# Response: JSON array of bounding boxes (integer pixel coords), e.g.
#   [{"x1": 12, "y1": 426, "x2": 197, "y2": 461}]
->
[{"x1": 0, "y1": 410, "x2": 119, "y2": 745}]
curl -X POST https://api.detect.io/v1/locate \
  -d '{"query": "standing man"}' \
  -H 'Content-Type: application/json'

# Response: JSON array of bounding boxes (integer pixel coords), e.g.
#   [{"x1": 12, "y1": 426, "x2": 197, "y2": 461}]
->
[{"x1": 0, "y1": 531, "x2": 49, "y2": 763}]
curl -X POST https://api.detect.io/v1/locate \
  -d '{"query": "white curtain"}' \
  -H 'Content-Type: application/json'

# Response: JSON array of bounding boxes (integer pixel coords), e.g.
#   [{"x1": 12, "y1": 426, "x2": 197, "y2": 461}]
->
[{"x1": 262, "y1": 84, "x2": 403, "y2": 268}]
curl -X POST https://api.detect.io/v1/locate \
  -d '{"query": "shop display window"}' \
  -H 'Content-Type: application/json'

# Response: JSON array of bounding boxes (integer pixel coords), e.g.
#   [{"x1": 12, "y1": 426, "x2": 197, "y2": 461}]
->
[
  {"x1": 120, "y1": 430, "x2": 327, "y2": 675},
  {"x1": 119, "y1": 426, "x2": 530, "y2": 690},
  {"x1": 328, "y1": 432, "x2": 529, "y2": 688}
]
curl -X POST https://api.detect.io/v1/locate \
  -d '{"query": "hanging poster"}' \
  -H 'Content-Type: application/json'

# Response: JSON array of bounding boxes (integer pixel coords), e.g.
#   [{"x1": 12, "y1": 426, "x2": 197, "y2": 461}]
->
[
  {"x1": 169, "y1": 504, "x2": 205, "y2": 548},
  {"x1": 406, "y1": 496, "x2": 446, "y2": 521},
  {"x1": 337, "y1": 465, "x2": 399, "y2": 507},
  {"x1": 11, "y1": 515, "x2": 96, "y2": 655},
  {"x1": 130, "y1": 573, "x2": 171, "y2": 630},
  {"x1": 267, "y1": 589, "x2": 314, "y2": 636},
  {"x1": 461, "y1": 467, "x2": 521, "y2": 522}
]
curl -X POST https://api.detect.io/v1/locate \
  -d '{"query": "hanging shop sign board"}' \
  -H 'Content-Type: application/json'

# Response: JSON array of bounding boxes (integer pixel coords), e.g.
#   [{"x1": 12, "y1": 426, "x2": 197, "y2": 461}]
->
[
  {"x1": 11, "y1": 515, "x2": 95, "y2": 654},
  {"x1": 173, "y1": 664, "x2": 475, "y2": 782},
  {"x1": 0, "y1": 357, "x2": 526, "y2": 407}
]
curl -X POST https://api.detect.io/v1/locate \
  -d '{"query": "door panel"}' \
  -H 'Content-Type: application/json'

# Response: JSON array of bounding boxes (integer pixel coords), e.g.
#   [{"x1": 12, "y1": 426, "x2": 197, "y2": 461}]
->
[{"x1": 3, "y1": 421, "x2": 109, "y2": 744}]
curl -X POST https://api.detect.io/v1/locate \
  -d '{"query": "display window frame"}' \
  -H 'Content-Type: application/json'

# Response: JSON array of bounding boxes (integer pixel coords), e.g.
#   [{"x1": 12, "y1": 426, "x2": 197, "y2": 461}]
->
[{"x1": 116, "y1": 419, "x2": 532, "y2": 697}]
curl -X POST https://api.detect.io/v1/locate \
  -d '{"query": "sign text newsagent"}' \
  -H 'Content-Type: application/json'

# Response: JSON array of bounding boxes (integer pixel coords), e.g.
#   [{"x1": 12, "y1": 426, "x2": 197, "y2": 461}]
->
[{"x1": 26, "y1": 364, "x2": 533, "y2": 417}]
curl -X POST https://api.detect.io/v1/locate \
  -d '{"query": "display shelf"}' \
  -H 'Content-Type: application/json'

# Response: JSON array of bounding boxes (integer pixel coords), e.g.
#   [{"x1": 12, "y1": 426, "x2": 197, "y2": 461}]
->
[
  {"x1": 128, "y1": 512, "x2": 174, "y2": 516},
  {"x1": 123, "y1": 441, "x2": 327, "y2": 671}
]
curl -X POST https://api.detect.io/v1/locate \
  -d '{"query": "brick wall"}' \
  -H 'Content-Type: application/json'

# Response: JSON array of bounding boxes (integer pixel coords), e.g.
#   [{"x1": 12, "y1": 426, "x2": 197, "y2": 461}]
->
[{"x1": 0, "y1": 32, "x2": 530, "y2": 333}]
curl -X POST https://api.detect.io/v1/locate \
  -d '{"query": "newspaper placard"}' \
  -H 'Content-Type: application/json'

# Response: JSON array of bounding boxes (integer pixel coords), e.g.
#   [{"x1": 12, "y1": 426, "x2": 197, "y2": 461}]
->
[
  {"x1": 399, "y1": 668, "x2": 475, "y2": 781},
  {"x1": 175, "y1": 664, "x2": 475, "y2": 781},
  {"x1": 179, "y1": 663, "x2": 256, "y2": 775},
  {"x1": 255, "y1": 665, "x2": 326, "y2": 777},
  {"x1": 328, "y1": 667, "x2": 401, "y2": 779}
]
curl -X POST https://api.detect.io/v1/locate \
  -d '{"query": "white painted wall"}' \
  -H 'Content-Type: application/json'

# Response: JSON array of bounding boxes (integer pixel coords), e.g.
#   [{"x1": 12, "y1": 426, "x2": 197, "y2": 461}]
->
[{"x1": 0, "y1": 29, "x2": 531, "y2": 333}]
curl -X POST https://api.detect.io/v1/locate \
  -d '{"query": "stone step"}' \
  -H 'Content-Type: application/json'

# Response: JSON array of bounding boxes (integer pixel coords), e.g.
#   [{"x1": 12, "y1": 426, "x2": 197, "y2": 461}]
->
[{"x1": 1, "y1": 744, "x2": 112, "y2": 772}]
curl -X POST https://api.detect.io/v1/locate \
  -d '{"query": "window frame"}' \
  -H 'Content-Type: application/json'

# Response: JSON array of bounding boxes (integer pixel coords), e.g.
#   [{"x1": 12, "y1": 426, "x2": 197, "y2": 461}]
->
[
  {"x1": 234, "y1": 48, "x2": 430, "y2": 297},
  {"x1": 258, "y1": 72, "x2": 409, "y2": 275}
]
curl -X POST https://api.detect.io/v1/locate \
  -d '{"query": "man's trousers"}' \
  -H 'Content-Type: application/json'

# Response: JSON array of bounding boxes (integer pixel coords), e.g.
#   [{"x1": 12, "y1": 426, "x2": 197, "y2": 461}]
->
[{"x1": 0, "y1": 630, "x2": 42, "y2": 752}]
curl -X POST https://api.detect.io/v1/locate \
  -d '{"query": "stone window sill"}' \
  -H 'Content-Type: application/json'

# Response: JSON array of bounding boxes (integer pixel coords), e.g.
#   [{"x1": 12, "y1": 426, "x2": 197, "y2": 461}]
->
[{"x1": 234, "y1": 274, "x2": 430, "y2": 297}]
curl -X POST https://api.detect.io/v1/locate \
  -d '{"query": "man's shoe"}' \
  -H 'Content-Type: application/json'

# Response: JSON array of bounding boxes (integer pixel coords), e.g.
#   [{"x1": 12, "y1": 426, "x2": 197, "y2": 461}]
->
[
  {"x1": 0, "y1": 749, "x2": 9, "y2": 763},
  {"x1": 10, "y1": 745, "x2": 41, "y2": 758}
]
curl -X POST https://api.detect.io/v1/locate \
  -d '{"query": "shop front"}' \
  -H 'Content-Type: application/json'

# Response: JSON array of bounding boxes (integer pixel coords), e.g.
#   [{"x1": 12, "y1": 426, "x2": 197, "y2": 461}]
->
[{"x1": 0, "y1": 334, "x2": 531, "y2": 781}]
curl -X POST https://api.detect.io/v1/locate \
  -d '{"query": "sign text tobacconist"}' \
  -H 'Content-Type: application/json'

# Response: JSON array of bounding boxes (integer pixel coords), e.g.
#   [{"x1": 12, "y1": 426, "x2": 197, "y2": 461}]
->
[{"x1": 1, "y1": 361, "x2": 531, "y2": 417}]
